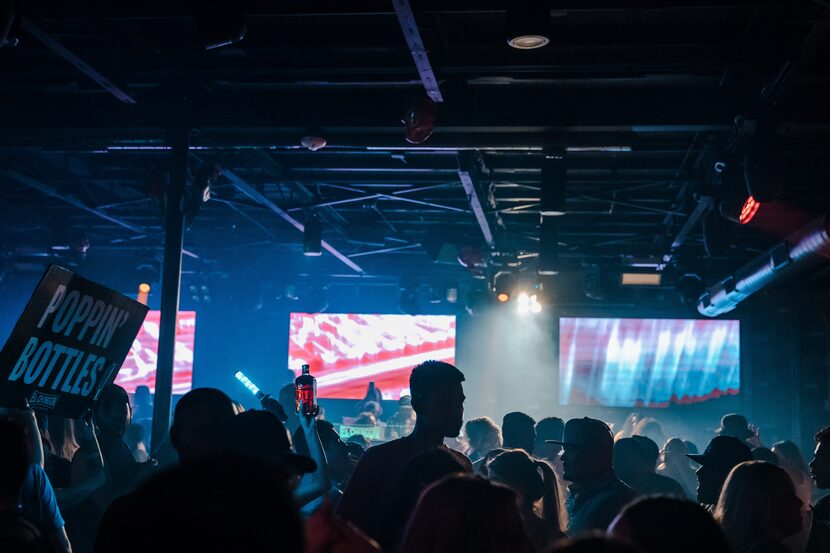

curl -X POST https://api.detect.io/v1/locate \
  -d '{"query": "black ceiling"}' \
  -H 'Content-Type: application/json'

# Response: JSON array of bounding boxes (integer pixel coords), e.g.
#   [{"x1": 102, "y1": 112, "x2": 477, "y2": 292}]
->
[{"x1": 1, "y1": 1, "x2": 829, "y2": 298}]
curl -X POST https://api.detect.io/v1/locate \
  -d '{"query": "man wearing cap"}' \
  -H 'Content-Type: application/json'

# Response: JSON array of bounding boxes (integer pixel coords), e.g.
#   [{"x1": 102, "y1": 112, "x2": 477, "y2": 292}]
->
[
  {"x1": 549, "y1": 417, "x2": 636, "y2": 534},
  {"x1": 688, "y1": 435, "x2": 753, "y2": 510}
]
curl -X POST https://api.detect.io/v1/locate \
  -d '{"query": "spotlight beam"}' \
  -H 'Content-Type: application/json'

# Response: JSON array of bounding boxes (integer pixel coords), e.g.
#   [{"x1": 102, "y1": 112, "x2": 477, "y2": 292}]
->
[{"x1": 224, "y1": 169, "x2": 365, "y2": 274}]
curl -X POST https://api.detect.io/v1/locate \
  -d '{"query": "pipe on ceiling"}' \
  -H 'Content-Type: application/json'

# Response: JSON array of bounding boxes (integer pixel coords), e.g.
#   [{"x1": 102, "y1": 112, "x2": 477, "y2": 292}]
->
[{"x1": 698, "y1": 212, "x2": 830, "y2": 317}]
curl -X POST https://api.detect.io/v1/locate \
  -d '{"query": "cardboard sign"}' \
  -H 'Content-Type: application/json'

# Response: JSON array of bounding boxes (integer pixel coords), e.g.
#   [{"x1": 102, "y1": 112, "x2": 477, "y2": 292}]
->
[{"x1": 0, "y1": 265, "x2": 149, "y2": 417}]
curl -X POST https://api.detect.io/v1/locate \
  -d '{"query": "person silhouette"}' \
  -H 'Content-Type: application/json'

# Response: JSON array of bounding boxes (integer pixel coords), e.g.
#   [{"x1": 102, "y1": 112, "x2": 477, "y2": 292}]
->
[
  {"x1": 549, "y1": 418, "x2": 636, "y2": 534},
  {"x1": 338, "y1": 361, "x2": 470, "y2": 541}
]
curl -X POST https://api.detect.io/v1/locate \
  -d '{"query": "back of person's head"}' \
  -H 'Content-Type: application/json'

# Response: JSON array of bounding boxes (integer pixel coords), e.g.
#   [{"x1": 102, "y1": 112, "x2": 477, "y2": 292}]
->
[
  {"x1": 661, "y1": 437, "x2": 687, "y2": 459},
  {"x1": 811, "y1": 426, "x2": 830, "y2": 489},
  {"x1": 409, "y1": 361, "x2": 465, "y2": 438},
  {"x1": 770, "y1": 441, "x2": 809, "y2": 474},
  {"x1": 464, "y1": 417, "x2": 501, "y2": 456},
  {"x1": 398, "y1": 474, "x2": 535, "y2": 553},
  {"x1": 218, "y1": 410, "x2": 315, "y2": 471},
  {"x1": 170, "y1": 387, "x2": 236, "y2": 463},
  {"x1": 609, "y1": 496, "x2": 730, "y2": 553},
  {"x1": 487, "y1": 449, "x2": 564, "y2": 531},
  {"x1": 535, "y1": 417, "x2": 566, "y2": 463},
  {"x1": 717, "y1": 414, "x2": 753, "y2": 441},
  {"x1": 613, "y1": 438, "x2": 651, "y2": 484},
  {"x1": 0, "y1": 514, "x2": 53, "y2": 553},
  {"x1": 715, "y1": 461, "x2": 803, "y2": 552},
  {"x1": 630, "y1": 435, "x2": 659, "y2": 471},
  {"x1": 547, "y1": 534, "x2": 645, "y2": 553},
  {"x1": 0, "y1": 419, "x2": 29, "y2": 500},
  {"x1": 632, "y1": 418, "x2": 665, "y2": 446},
  {"x1": 134, "y1": 385, "x2": 152, "y2": 407},
  {"x1": 536, "y1": 417, "x2": 565, "y2": 443},
  {"x1": 751, "y1": 447, "x2": 778, "y2": 465},
  {"x1": 502, "y1": 412, "x2": 536, "y2": 454},
  {"x1": 111, "y1": 455, "x2": 304, "y2": 552},
  {"x1": 381, "y1": 449, "x2": 470, "y2": 551}
]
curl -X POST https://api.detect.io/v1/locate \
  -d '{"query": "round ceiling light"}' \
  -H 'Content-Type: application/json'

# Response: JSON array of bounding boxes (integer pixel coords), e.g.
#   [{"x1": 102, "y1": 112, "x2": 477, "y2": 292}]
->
[{"x1": 508, "y1": 34, "x2": 550, "y2": 49}]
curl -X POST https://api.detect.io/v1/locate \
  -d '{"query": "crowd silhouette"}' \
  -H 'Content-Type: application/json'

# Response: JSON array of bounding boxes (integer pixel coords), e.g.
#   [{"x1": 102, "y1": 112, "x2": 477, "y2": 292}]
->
[{"x1": 0, "y1": 359, "x2": 829, "y2": 553}]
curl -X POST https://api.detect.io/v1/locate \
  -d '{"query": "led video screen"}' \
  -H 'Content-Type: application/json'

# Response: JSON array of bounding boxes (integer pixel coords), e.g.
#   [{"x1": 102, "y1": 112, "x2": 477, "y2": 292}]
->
[
  {"x1": 559, "y1": 317, "x2": 739, "y2": 408},
  {"x1": 116, "y1": 311, "x2": 196, "y2": 394},
  {"x1": 288, "y1": 313, "x2": 457, "y2": 400}
]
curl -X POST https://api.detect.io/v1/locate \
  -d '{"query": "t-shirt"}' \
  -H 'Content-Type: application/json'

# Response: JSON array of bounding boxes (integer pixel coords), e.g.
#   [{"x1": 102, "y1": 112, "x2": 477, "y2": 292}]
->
[
  {"x1": 337, "y1": 435, "x2": 472, "y2": 541},
  {"x1": 19, "y1": 464, "x2": 65, "y2": 532}
]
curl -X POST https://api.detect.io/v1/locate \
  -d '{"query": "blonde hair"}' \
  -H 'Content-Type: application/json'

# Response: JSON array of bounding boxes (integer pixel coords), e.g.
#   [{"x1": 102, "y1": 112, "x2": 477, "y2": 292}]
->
[
  {"x1": 464, "y1": 417, "x2": 502, "y2": 456},
  {"x1": 714, "y1": 461, "x2": 801, "y2": 552}
]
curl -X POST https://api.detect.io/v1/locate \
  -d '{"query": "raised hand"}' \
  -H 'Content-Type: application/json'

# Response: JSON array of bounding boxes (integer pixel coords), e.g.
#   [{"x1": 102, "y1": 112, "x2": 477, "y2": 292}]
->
[{"x1": 260, "y1": 394, "x2": 288, "y2": 422}]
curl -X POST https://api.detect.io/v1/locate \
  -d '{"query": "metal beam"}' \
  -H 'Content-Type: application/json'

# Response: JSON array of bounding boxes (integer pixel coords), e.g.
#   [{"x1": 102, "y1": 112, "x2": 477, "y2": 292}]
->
[
  {"x1": 2, "y1": 168, "x2": 199, "y2": 259},
  {"x1": 457, "y1": 169, "x2": 495, "y2": 249},
  {"x1": 223, "y1": 169, "x2": 365, "y2": 273},
  {"x1": 348, "y1": 243, "x2": 422, "y2": 258},
  {"x1": 670, "y1": 197, "x2": 713, "y2": 251},
  {"x1": 390, "y1": 0, "x2": 443, "y2": 103},
  {"x1": 2, "y1": 169, "x2": 146, "y2": 232},
  {"x1": 21, "y1": 19, "x2": 136, "y2": 104}
]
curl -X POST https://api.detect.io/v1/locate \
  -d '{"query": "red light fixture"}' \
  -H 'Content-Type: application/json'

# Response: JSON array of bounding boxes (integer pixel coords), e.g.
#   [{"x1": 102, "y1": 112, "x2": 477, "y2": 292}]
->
[
  {"x1": 497, "y1": 292, "x2": 510, "y2": 303},
  {"x1": 739, "y1": 196, "x2": 761, "y2": 225}
]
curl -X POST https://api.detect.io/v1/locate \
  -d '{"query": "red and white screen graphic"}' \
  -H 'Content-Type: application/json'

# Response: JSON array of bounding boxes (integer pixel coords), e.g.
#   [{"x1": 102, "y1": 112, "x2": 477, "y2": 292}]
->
[
  {"x1": 288, "y1": 313, "x2": 456, "y2": 400},
  {"x1": 115, "y1": 311, "x2": 196, "y2": 394}
]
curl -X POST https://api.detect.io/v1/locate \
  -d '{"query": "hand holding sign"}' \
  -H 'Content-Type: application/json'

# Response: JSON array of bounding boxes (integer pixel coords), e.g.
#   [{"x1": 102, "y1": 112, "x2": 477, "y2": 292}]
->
[{"x1": 0, "y1": 266, "x2": 148, "y2": 418}]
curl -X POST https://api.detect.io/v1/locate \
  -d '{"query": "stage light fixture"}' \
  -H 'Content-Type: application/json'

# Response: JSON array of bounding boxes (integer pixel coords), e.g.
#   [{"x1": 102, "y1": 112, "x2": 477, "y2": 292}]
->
[
  {"x1": 738, "y1": 196, "x2": 760, "y2": 225},
  {"x1": 493, "y1": 271, "x2": 516, "y2": 302},
  {"x1": 540, "y1": 163, "x2": 567, "y2": 217},
  {"x1": 676, "y1": 274, "x2": 703, "y2": 305},
  {"x1": 303, "y1": 215, "x2": 323, "y2": 257},
  {"x1": 714, "y1": 160, "x2": 764, "y2": 226},
  {"x1": 506, "y1": 1, "x2": 551, "y2": 49}
]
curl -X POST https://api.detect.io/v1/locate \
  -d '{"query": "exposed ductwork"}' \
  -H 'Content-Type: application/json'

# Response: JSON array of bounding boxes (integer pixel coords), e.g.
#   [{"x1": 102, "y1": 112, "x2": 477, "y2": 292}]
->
[{"x1": 698, "y1": 213, "x2": 830, "y2": 317}]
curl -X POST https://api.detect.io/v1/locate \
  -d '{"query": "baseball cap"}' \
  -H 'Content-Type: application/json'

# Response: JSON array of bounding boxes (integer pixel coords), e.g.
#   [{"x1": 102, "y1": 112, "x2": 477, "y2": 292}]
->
[
  {"x1": 687, "y1": 435, "x2": 752, "y2": 468},
  {"x1": 546, "y1": 417, "x2": 614, "y2": 448}
]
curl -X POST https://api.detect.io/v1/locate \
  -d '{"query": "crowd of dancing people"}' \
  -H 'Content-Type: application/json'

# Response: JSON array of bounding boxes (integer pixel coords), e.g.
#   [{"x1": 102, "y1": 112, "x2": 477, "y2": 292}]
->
[{"x1": 1, "y1": 360, "x2": 829, "y2": 553}]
